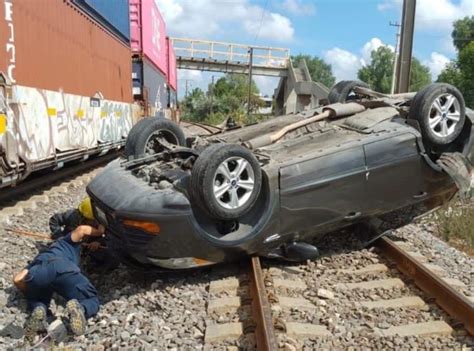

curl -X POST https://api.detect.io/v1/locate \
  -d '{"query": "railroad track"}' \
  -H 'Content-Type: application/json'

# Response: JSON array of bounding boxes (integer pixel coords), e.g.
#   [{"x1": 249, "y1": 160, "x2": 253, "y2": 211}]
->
[
  {"x1": 205, "y1": 237, "x2": 473, "y2": 350},
  {"x1": 0, "y1": 152, "x2": 119, "y2": 224}
]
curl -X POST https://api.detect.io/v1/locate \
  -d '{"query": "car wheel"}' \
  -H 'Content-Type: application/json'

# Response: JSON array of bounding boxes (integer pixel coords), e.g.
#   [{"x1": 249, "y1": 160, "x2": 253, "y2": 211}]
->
[
  {"x1": 408, "y1": 83, "x2": 466, "y2": 146},
  {"x1": 124, "y1": 117, "x2": 155, "y2": 157},
  {"x1": 125, "y1": 118, "x2": 186, "y2": 158},
  {"x1": 328, "y1": 80, "x2": 370, "y2": 104},
  {"x1": 191, "y1": 143, "x2": 262, "y2": 220}
]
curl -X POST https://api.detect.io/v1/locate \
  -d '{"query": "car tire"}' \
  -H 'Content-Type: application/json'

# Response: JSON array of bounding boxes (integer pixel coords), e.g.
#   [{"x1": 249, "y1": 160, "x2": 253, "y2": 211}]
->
[
  {"x1": 408, "y1": 83, "x2": 466, "y2": 146},
  {"x1": 328, "y1": 80, "x2": 370, "y2": 104},
  {"x1": 124, "y1": 117, "x2": 156, "y2": 157},
  {"x1": 191, "y1": 143, "x2": 262, "y2": 220},
  {"x1": 125, "y1": 118, "x2": 186, "y2": 158}
]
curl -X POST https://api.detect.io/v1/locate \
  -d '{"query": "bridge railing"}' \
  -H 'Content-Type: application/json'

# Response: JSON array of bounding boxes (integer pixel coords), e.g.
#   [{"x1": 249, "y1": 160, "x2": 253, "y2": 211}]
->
[{"x1": 170, "y1": 38, "x2": 290, "y2": 68}]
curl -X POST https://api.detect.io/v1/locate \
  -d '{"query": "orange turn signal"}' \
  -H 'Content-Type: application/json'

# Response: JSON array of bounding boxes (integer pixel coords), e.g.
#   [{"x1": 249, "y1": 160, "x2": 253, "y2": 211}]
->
[
  {"x1": 123, "y1": 219, "x2": 160, "y2": 235},
  {"x1": 192, "y1": 257, "x2": 214, "y2": 266}
]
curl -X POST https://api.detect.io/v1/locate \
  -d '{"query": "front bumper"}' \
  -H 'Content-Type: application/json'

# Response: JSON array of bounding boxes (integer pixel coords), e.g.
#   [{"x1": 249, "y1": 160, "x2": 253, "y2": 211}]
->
[{"x1": 86, "y1": 159, "x2": 233, "y2": 268}]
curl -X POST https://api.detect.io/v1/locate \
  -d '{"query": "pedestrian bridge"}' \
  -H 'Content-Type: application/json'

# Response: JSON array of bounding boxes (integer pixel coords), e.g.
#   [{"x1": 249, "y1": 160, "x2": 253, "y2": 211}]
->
[{"x1": 170, "y1": 38, "x2": 290, "y2": 77}]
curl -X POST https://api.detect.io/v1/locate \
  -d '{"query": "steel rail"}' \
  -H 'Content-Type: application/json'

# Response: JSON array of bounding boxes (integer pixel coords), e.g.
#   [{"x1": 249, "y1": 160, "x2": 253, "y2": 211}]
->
[
  {"x1": 0, "y1": 152, "x2": 120, "y2": 206},
  {"x1": 376, "y1": 236, "x2": 474, "y2": 336},
  {"x1": 249, "y1": 256, "x2": 278, "y2": 351}
]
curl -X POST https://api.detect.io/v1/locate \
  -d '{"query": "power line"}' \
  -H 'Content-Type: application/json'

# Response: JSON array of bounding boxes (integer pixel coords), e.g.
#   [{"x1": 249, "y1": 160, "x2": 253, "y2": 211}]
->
[{"x1": 254, "y1": 0, "x2": 269, "y2": 43}]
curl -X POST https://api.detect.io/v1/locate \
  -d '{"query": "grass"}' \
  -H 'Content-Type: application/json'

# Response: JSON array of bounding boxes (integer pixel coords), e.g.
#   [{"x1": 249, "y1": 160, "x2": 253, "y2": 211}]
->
[{"x1": 432, "y1": 198, "x2": 474, "y2": 256}]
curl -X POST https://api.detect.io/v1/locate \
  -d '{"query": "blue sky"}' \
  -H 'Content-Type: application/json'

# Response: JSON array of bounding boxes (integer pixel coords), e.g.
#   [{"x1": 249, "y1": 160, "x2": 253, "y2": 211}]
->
[{"x1": 156, "y1": 0, "x2": 473, "y2": 97}]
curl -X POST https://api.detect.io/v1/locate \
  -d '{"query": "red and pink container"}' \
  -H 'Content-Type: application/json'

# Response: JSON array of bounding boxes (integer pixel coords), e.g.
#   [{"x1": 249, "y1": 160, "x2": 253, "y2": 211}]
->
[
  {"x1": 167, "y1": 38, "x2": 177, "y2": 91},
  {"x1": 130, "y1": 0, "x2": 168, "y2": 77}
]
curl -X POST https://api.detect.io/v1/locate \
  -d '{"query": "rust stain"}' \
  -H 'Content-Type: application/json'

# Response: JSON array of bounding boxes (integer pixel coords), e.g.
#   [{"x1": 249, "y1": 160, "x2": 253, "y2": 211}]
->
[{"x1": 0, "y1": 0, "x2": 132, "y2": 102}]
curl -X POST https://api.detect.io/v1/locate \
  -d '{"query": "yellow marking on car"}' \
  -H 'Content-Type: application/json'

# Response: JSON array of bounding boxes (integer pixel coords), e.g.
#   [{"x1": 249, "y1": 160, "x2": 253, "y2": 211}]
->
[{"x1": 76, "y1": 109, "x2": 85, "y2": 118}]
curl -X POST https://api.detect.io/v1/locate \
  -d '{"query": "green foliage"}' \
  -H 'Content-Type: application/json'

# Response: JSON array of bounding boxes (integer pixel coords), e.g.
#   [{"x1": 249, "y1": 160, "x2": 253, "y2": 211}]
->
[
  {"x1": 357, "y1": 47, "x2": 431, "y2": 93},
  {"x1": 180, "y1": 74, "x2": 264, "y2": 125},
  {"x1": 434, "y1": 199, "x2": 474, "y2": 253},
  {"x1": 437, "y1": 62, "x2": 463, "y2": 87},
  {"x1": 452, "y1": 16, "x2": 474, "y2": 51},
  {"x1": 358, "y1": 47, "x2": 394, "y2": 93},
  {"x1": 292, "y1": 54, "x2": 336, "y2": 88},
  {"x1": 409, "y1": 57, "x2": 432, "y2": 91},
  {"x1": 437, "y1": 17, "x2": 474, "y2": 108}
]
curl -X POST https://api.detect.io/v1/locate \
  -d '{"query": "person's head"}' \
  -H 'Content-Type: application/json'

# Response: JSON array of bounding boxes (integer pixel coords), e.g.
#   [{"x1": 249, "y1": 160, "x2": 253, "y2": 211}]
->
[{"x1": 78, "y1": 197, "x2": 95, "y2": 225}]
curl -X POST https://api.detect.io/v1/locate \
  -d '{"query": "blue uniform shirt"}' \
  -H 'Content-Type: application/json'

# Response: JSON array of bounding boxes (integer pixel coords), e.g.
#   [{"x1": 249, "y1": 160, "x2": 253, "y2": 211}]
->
[{"x1": 28, "y1": 233, "x2": 81, "y2": 268}]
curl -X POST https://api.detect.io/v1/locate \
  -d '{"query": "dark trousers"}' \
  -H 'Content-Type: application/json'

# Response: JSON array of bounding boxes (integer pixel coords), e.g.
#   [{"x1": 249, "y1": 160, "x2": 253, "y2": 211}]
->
[{"x1": 24, "y1": 259, "x2": 100, "y2": 319}]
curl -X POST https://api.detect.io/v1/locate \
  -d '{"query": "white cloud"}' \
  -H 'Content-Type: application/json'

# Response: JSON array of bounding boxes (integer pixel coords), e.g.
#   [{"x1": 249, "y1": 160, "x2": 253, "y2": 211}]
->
[
  {"x1": 324, "y1": 38, "x2": 393, "y2": 81},
  {"x1": 361, "y1": 37, "x2": 394, "y2": 64},
  {"x1": 378, "y1": 0, "x2": 473, "y2": 32},
  {"x1": 423, "y1": 52, "x2": 450, "y2": 80},
  {"x1": 280, "y1": 0, "x2": 316, "y2": 16},
  {"x1": 156, "y1": 0, "x2": 294, "y2": 42},
  {"x1": 324, "y1": 48, "x2": 363, "y2": 82},
  {"x1": 244, "y1": 11, "x2": 294, "y2": 42}
]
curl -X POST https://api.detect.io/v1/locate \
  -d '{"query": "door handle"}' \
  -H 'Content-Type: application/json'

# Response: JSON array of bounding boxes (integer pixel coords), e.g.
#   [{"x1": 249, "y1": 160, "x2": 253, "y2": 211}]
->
[
  {"x1": 413, "y1": 191, "x2": 428, "y2": 199},
  {"x1": 344, "y1": 211, "x2": 362, "y2": 220}
]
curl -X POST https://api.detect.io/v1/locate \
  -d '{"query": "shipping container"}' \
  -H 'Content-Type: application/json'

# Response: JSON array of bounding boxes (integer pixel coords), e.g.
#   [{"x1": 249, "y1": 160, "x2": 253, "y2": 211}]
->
[
  {"x1": 167, "y1": 38, "x2": 177, "y2": 91},
  {"x1": 72, "y1": 0, "x2": 131, "y2": 43},
  {"x1": 169, "y1": 88, "x2": 177, "y2": 109},
  {"x1": 0, "y1": 0, "x2": 139, "y2": 187},
  {"x1": 132, "y1": 57, "x2": 168, "y2": 117},
  {"x1": 130, "y1": 0, "x2": 168, "y2": 77},
  {"x1": 0, "y1": 0, "x2": 132, "y2": 102}
]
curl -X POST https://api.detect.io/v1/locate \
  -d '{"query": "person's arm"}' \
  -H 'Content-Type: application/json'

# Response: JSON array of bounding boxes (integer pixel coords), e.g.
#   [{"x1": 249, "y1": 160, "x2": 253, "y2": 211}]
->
[
  {"x1": 70, "y1": 225, "x2": 105, "y2": 243},
  {"x1": 49, "y1": 209, "x2": 77, "y2": 239}
]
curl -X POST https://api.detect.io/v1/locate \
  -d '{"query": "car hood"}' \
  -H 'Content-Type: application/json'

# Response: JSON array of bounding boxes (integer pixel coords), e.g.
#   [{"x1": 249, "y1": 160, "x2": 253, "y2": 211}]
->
[{"x1": 87, "y1": 159, "x2": 191, "y2": 218}]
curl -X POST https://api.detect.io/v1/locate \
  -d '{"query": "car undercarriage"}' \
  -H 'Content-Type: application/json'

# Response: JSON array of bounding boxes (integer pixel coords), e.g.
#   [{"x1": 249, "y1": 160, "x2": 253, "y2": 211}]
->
[{"x1": 87, "y1": 81, "x2": 474, "y2": 269}]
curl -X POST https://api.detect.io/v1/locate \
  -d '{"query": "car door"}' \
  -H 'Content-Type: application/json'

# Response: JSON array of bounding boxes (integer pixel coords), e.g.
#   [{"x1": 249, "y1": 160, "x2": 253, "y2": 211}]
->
[
  {"x1": 363, "y1": 132, "x2": 426, "y2": 215},
  {"x1": 279, "y1": 146, "x2": 368, "y2": 234}
]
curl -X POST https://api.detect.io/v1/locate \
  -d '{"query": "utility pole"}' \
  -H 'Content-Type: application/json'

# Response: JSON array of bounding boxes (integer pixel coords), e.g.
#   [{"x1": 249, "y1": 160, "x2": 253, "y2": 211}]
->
[
  {"x1": 247, "y1": 47, "x2": 254, "y2": 118},
  {"x1": 209, "y1": 75, "x2": 215, "y2": 115},
  {"x1": 184, "y1": 79, "x2": 193, "y2": 98},
  {"x1": 395, "y1": 0, "x2": 416, "y2": 93},
  {"x1": 390, "y1": 21, "x2": 401, "y2": 94}
]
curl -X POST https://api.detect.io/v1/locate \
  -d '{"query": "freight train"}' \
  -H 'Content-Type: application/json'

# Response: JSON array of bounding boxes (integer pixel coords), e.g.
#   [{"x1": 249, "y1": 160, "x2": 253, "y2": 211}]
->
[{"x1": 0, "y1": 0, "x2": 177, "y2": 187}]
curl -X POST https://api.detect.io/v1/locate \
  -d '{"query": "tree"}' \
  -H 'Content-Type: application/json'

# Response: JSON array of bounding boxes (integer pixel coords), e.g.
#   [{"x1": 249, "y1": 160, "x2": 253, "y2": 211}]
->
[
  {"x1": 292, "y1": 54, "x2": 335, "y2": 88},
  {"x1": 452, "y1": 16, "x2": 474, "y2": 51},
  {"x1": 357, "y1": 46, "x2": 432, "y2": 93},
  {"x1": 437, "y1": 16, "x2": 474, "y2": 108},
  {"x1": 409, "y1": 57, "x2": 432, "y2": 91},
  {"x1": 358, "y1": 46, "x2": 394, "y2": 93},
  {"x1": 181, "y1": 74, "x2": 263, "y2": 124}
]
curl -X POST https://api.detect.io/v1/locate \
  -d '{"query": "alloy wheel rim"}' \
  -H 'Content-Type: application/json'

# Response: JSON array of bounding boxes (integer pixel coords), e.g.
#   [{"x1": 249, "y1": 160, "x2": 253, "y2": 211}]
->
[
  {"x1": 428, "y1": 93, "x2": 461, "y2": 138},
  {"x1": 213, "y1": 156, "x2": 255, "y2": 210}
]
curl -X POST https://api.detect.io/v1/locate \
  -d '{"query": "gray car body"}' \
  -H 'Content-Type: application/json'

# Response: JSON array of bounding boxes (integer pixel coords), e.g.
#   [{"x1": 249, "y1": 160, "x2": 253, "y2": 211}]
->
[{"x1": 87, "y1": 106, "x2": 474, "y2": 269}]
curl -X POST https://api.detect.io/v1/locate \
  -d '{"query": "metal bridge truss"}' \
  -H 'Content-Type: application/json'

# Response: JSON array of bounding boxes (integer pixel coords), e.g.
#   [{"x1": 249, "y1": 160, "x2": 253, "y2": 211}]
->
[{"x1": 170, "y1": 38, "x2": 290, "y2": 77}]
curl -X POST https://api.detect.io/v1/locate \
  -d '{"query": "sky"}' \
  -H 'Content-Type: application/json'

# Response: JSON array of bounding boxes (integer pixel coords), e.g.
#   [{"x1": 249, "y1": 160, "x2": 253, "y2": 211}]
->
[{"x1": 155, "y1": 0, "x2": 474, "y2": 98}]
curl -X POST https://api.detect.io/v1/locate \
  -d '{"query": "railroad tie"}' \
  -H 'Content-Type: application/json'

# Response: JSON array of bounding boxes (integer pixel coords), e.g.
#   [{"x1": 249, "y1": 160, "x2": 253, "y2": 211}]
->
[
  {"x1": 335, "y1": 278, "x2": 405, "y2": 290},
  {"x1": 375, "y1": 321, "x2": 453, "y2": 337}
]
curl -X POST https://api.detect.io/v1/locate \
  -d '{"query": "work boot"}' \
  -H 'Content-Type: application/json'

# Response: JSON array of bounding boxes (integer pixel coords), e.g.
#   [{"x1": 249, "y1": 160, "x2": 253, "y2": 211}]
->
[
  {"x1": 25, "y1": 305, "x2": 47, "y2": 333},
  {"x1": 66, "y1": 299, "x2": 86, "y2": 336}
]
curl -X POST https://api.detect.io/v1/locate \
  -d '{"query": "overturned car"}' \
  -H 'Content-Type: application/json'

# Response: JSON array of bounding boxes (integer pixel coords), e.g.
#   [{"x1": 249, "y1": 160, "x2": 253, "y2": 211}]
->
[{"x1": 87, "y1": 82, "x2": 473, "y2": 270}]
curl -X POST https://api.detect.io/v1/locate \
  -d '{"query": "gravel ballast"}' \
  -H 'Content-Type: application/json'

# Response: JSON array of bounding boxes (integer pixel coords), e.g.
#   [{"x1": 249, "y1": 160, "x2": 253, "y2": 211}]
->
[{"x1": 0, "y1": 179, "x2": 473, "y2": 349}]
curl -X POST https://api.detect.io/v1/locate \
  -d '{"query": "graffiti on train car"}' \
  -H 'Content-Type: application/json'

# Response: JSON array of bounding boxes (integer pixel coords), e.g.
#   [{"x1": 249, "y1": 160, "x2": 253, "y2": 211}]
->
[{"x1": 0, "y1": 85, "x2": 134, "y2": 164}]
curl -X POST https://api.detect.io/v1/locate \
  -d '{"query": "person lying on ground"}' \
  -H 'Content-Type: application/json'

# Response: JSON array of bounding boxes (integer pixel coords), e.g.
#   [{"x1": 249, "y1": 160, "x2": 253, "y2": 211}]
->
[
  {"x1": 13, "y1": 224, "x2": 105, "y2": 336},
  {"x1": 49, "y1": 197, "x2": 118, "y2": 270},
  {"x1": 49, "y1": 197, "x2": 95, "y2": 240}
]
